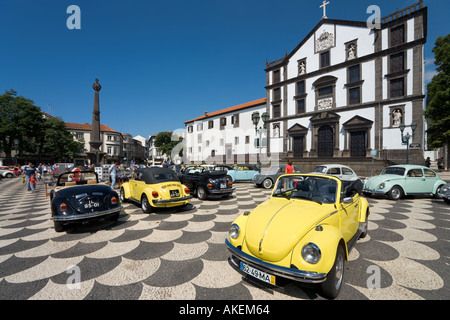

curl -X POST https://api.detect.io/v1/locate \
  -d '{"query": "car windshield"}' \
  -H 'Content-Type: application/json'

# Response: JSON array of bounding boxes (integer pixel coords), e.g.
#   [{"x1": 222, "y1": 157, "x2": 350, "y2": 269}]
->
[
  {"x1": 381, "y1": 167, "x2": 405, "y2": 176},
  {"x1": 273, "y1": 175, "x2": 337, "y2": 204},
  {"x1": 152, "y1": 171, "x2": 179, "y2": 181},
  {"x1": 57, "y1": 171, "x2": 97, "y2": 186},
  {"x1": 263, "y1": 166, "x2": 281, "y2": 174},
  {"x1": 185, "y1": 167, "x2": 205, "y2": 174},
  {"x1": 313, "y1": 166, "x2": 327, "y2": 173}
]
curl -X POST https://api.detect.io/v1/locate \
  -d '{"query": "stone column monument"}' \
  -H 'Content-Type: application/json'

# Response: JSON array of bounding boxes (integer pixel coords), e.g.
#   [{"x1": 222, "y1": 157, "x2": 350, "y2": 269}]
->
[{"x1": 86, "y1": 79, "x2": 106, "y2": 166}]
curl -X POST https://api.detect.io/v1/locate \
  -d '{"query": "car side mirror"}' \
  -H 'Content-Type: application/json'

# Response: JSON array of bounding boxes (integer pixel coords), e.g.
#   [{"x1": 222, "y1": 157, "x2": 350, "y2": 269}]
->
[{"x1": 342, "y1": 197, "x2": 353, "y2": 203}]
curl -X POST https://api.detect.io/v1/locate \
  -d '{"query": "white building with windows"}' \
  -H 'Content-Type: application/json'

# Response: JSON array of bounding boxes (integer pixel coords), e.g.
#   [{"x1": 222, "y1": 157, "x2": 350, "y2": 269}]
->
[
  {"x1": 264, "y1": 0, "x2": 427, "y2": 174},
  {"x1": 66, "y1": 122, "x2": 123, "y2": 165},
  {"x1": 184, "y1": 98, "x2": 267, "y2": 165}
]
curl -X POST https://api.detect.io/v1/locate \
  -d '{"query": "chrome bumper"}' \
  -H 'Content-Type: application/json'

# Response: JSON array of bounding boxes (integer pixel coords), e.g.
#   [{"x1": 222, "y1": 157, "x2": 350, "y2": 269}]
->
[
  {"x1": 152, "y1": 196, "x2": 192, "y2": 204},
  {"x1": 209, "y1": 187, "x2": 235, "y2": 194},
  {"x1": 53, "y1": 206, "x2": 122, "y2": 222},
  {"x1": 225, "y1": 238, "x2": 327, "y2": 284}
]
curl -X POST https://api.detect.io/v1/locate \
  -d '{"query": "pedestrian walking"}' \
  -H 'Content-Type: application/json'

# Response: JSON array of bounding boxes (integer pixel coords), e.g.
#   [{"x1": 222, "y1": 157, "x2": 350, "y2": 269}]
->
[
  {"x1": 29, "y1": 174, "x2": 37, "y2": 192},
  {"x1": 285, "y1": 159, "x2": 294, "y2": 174},
  {"x1": 109, "y1": 162, "x2": 117, "y2": 189},
  {"x1": 437, "y1": 157, "x2": 445, "y2": 172},
  {"x1": 23, "y1": 162, "x2": 37, "y2": 191},
  {"x1": 425, "y1": 157, "x2": 431, "y2": 168}
]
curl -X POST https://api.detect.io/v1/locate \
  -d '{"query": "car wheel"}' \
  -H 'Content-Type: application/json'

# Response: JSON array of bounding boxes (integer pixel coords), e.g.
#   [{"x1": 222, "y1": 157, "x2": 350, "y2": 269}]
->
[
  {"x1": 320, "y1": 245, "x2": 345, "y2": 299},
  {"x1": 6, "y1": 172, "x2": 13, "y2": 178},
  {"x1": 433, "y1": 184, "x2": 444, "y2": 199},
  {"x1": 262, "y1": 178, "x2": 273, "y2": 189},
  {"x1": 120, "y1": 188, "x2": 127, "y2": 202},
  {"x1": 359, "y1": 209, "x2": 369, "y2": 239},
  {"x1": 197, "y1": 186, "x2": 207, "y2": 200},
  {"x1": 54, "y1": 221, "x2": 65, "y2": 232},
  {"x1": 141, "y1": 194, "x2": 153, "y2": 213},
  {"x1": 387, "y1": 185, "x2": 403, "y2": 200},
  {"x1": 444, "y1": 198, "x2": 450, "y2": 204}
]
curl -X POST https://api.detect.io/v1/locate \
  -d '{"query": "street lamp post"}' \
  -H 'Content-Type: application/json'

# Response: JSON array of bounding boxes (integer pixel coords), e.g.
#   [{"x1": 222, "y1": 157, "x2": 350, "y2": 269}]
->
[
  {"x1": 399, "y1": 122, "x2": 417, "y2": 164},
  {"x1": 13, "y1": 138, "x2": 19, "y2": 165},
  {"x1": 252, "y1": 111, "x2": 269, "y2": 171}
]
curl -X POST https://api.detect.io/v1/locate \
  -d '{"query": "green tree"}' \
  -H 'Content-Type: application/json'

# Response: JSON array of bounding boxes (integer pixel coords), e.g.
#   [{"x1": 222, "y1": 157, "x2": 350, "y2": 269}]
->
[
  {"x1": 424, "y1": 34, "x2": 450, "y2": 149},
  {"x1": 154, "y1": 131, "x2": 182, "y2": 159},
  {"x1": 0, "y1": 90, "x2": 44, "y2": 162},
  {"x1": 41, "y1": 117, "x2": 85, "y2": 162}
]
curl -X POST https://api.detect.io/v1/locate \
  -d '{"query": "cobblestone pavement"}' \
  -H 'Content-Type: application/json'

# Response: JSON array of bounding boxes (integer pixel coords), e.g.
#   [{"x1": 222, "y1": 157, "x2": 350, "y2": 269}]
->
[{"x1": 0, "y1": 177, "x2": 449, "y2": 300}]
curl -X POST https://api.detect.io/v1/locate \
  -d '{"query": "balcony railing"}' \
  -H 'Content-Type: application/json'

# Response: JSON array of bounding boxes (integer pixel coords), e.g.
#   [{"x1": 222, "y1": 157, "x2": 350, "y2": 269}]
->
[{"x1": 381, "y1": 0, "x2": 423, "y2": 24}]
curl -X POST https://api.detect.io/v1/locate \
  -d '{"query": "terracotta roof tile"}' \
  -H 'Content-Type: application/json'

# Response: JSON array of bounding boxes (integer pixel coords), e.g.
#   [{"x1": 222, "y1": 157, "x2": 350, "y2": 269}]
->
[
  {"x1": 184, "y1": 98, "x2": 266, "y2": 124},
  {"x1": 65, "y1": 122, "x2": 118, "y2": 133}
]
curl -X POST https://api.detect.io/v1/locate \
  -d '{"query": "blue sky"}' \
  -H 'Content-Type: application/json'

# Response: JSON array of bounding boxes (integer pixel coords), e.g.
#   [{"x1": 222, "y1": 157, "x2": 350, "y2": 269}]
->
[{"x1": 0, "y1": 0, "x2": 447, "y2": 138}]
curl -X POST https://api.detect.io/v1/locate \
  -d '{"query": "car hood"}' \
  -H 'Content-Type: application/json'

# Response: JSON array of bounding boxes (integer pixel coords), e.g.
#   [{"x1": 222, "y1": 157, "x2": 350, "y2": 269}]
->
[
  {"x1": 364, "y1": 174, "x2": 403, "y2": 189},
  {"x1": 244, "y1": 198, "x2": 331, "y2": 262}
]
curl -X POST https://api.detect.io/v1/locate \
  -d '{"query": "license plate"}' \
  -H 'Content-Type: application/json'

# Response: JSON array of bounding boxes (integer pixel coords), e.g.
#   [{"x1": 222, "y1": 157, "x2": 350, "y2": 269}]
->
[
  {"x1": 82, "y1": 198, "x2": 100, "y2": 209},
  {"x1": 240, "y1": 262, "x2": 275, "y2": 285},
  {"x1": 170, "y1": 189, "x2": 180, "y2": 198},
  {"x1": 220, "y1": 183, "x2": 226, "y2": 189}
]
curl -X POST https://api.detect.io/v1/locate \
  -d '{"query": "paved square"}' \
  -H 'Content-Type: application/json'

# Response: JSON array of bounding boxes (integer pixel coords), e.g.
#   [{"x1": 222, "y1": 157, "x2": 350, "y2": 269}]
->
[{"x1": 0, "y1": 177, "x2": 449, "y2": 300}]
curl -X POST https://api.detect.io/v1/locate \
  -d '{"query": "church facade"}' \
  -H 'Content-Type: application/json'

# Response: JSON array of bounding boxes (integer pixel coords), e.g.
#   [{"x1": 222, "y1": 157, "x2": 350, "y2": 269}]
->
[{"x1": 265, "y1": 1, "x2": 427, "y2": 174}]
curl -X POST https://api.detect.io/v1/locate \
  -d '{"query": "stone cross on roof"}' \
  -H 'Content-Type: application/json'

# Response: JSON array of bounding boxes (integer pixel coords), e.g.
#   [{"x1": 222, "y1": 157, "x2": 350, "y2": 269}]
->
[{"x1": 320, "y1": 0, "x2": 330, "y2": 19}]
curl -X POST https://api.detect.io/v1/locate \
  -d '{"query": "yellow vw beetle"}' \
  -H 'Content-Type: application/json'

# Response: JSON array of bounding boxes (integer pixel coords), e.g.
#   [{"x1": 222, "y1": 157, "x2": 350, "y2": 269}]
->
[
  {"x1": 225, "y1": 174, "x2": 369, "y2": 299},
  {"x1": 120, "y1": 167, "x2": 192, "y2": 213}
]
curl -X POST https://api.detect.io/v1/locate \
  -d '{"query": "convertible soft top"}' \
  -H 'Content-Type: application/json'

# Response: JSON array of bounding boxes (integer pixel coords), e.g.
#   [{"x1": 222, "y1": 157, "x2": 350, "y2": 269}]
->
[{"x1": 134, "y1": 167, "x2": 180, "y2": 184}]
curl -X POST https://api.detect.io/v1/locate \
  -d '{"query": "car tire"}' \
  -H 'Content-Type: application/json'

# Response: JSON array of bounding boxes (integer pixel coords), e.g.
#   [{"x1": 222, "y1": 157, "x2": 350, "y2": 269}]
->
[
  {"x1": 197, "y1": 186, "x2": 207, "y2": 200},
  {"x1": 262, "y1": 178, "x2": 273, "y2": 189},
  {"x1": 6, "y1": 172, "x2": 13, "y2": 178},
  {"x1": 120, "y1": 188, "x2": 127, "y2": 203},
  {"x1": 54, "y1": 221, "x2": 65, "y2": 232},
  {"x1": 359, "y1": 209, "x2": 369, "y2": 239},
  {"x1": 433, "y1": 184, "x2": 444, "y2": 199},
  {"x1": 387, "y1": 185, "x2": 403, "y2": 200},
  {"x1": 320, "y1": 245, "x2": 345, "y2": 299},
  {"x1": 141, "y1": 194, "x2": 153, "y2": 213},
  {"x1": 443, "y1": 198, "x2": 450, "y2": 204}
]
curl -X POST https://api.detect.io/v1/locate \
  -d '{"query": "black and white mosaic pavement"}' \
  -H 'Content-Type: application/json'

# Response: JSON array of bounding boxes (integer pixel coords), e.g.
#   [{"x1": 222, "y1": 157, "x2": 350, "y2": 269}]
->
[{"x1": 0, "y1": 177, "x2": 449, "y2": 300}]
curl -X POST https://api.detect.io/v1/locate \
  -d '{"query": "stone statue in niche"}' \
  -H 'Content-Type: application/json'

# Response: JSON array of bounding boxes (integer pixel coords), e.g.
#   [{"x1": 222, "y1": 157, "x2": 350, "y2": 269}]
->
[
  {"x1": 347, "y1": 43, "x2": 356, "y2": 59},
  {"x1": 392, "y1": 108, "x2": 403, "y2": 127},
  {"x1": 298, "y1": 61, "x2": 306, "y2": 75}
]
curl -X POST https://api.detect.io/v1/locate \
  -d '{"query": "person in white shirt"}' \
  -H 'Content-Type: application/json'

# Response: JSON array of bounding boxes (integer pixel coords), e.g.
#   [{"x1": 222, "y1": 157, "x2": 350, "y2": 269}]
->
[{"x1": 109, "y1": 162, "x2": 117, "y2": 189}]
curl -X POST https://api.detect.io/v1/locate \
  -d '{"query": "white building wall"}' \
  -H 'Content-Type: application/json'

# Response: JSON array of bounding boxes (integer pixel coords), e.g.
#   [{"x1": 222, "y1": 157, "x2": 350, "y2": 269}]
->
[{"x1": 185, "y1": 104, "x2": 266, "y2": 164}]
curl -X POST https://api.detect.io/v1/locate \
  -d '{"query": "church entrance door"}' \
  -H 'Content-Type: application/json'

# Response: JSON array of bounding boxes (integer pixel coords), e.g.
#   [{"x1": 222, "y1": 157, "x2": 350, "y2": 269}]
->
[
  {"x1": 292, "y1": 136, "x2": 303, "y2": 158},
  {"x1": 318, "y1": 125, "x2": 334, "y2": 158},
  {"x1": 350, "y1": 130, "x2": 366, "y2": 157}
]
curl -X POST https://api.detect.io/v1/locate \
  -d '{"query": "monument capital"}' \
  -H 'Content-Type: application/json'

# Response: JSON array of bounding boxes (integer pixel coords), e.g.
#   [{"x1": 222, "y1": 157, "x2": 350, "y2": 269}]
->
[{"x1": 93, "y1": 78, "x2": 102, "y2": 92}]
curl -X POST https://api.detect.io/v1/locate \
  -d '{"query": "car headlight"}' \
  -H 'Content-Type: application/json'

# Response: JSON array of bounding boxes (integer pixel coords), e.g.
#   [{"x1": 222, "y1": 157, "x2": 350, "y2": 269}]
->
[
  {"x1": 301, "y1": 243, "x2": 321, "y2": 264},
  {"x1": 229, "y1": 224, "x2": 240, "y2": 239},
  {"x1": 378, "y1": 183, "x2": 385, "y2": 190}
]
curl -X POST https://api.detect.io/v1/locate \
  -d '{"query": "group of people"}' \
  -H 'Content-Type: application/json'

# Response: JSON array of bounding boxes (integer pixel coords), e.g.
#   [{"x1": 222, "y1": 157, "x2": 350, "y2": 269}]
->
[
  {"x1": 425, "y1": 156, "x2": 446, "y2": 172},
  {"x1": 22, "y1": 162, "x2": 38, "y2": 192}
]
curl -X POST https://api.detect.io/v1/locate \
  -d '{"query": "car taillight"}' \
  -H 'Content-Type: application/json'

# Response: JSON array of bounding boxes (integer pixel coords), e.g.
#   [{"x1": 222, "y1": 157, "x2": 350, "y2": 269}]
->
[
  {"x1": 111, "y1": 196, "x2": 117, "y2": 205},
  {"x1": 185, "y1": 188, "x2": 190, "y2": 194},
  {"x1": 228, "y1": 181, "x2": 232, "y2": 186},
  {"x1": 60, "y1": 203, "x2": 67, "y2": 211},
  {"x1": 207, "y1": 183, "x2": 212, "y2": 189},
  {"x1": 152, "y1": 191, "x2": 159, "y2": 198}
]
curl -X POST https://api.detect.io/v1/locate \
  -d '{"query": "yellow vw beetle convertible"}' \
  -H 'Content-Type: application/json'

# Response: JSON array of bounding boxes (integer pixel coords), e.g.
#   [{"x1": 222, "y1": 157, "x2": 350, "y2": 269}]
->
[
  {"x1": 225, "y1": 174, "x2": 369, "y2": 299},
  {"x1": 120, "y1": 167, "x2": 192, "y2": 213}
]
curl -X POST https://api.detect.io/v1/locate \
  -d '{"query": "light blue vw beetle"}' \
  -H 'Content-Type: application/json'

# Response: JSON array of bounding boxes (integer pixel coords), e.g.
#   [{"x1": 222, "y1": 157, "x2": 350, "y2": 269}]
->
[
  {"x1": 225, "y1": 164, "x2": 259, "y2": 182},
  {"x1": 363, "y1": 165, "x2": 446, "y2": 200}
]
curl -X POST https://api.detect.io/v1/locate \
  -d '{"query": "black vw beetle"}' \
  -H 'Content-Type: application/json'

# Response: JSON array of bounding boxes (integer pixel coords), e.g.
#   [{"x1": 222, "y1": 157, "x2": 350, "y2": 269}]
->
[
  {"x1": 50, "y1": 171, "x2": 123, "y2": 232},
  {"x1": 179, "y1": 166, "x2": 234, "y2": 200}
]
